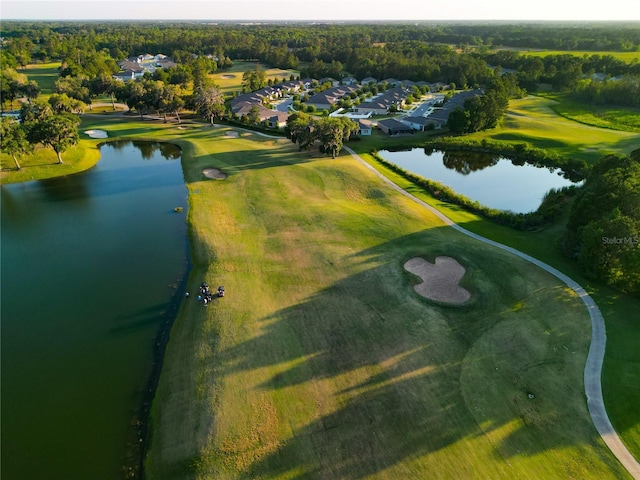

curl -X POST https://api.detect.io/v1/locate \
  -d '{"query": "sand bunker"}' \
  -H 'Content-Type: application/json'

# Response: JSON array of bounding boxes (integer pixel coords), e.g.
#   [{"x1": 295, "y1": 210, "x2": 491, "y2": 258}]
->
[
  {"x1": 202, "y1": 168, "x2": 227, "y2": 179},
  {"x1": 404, "y1": 256, "x2": 471, "y2": 305},
  {"x1": 85, "y1": 129, "x2": 108, "y2": 139},
  {"x1": 225, "y1": 130, "x2": 239, "y2": 137}
]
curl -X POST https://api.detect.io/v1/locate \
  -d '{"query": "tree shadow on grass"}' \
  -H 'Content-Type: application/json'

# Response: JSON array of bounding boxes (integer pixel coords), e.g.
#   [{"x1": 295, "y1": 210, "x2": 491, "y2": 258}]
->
[{"x1": 211, "y1": 230, "x2": 624, "y2": 479}]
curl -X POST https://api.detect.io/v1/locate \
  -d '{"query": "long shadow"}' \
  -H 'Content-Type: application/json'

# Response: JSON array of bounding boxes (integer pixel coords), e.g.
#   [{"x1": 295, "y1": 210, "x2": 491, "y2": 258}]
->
[{"x1": 214, "y1": 229, "x2": 624, "y2": 478}]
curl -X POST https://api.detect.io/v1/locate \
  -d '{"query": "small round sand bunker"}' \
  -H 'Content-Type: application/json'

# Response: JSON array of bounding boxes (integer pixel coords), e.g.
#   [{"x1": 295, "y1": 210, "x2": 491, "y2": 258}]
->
[
  {"x1": 84, "y1": 129, "x2": 108, "y2": 138},
  {"x1": 225, "y1": 130, "x2": 240, "y2": 137},
  {"x1": 202, "y1": 168, "x2": 227, "y2": 179},
  {"x1": 404, "y1": 256, "x2": 471, "y2": 305}
]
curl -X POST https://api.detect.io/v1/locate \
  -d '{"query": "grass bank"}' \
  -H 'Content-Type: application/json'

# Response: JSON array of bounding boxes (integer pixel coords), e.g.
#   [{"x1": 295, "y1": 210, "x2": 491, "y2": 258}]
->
[
  {"x1": 537, "y1": 93, "x2": 640, "y2": 133},
  {"x1": 465, "y1": 96, "x2": 640, "y2": 163},
  {"x1": 137, "y1": 125, "x2": 628, "y2": 479}
]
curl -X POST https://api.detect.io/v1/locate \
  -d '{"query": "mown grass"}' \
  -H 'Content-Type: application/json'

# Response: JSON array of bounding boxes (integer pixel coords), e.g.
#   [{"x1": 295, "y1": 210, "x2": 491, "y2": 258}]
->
[
  {"x1": 107, "y1": 122, "x2": 627, "y2": 479},
  {"x1": 537, "y1": 93, "x2": 640, "y2": 133},
  {"x1": 0, "y1": 139, "x2": 101, "y2": 184},
  {"x1": 209, "y1": 61, "x2": 299, "y2": 97},
  {"x1": 20, "y1": 62, "x2": 61, "y2": 95},
  {"x1": 352, "y1": 147, "x2": 640, "y2": 464},
  {"x1": 466, "y1": 95, "x2": 640, "y2": 163},
  {"x1": 503, "y1": 49, "x2": 640, "y2": 63}
]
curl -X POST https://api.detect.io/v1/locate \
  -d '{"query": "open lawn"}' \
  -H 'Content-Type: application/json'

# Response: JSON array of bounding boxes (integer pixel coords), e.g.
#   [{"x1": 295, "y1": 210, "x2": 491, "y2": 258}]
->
[
  {"x1": 20, "y1": 62, "x2": 61, "y2": 95},
  {"x1": 537, "y1": 93, "x2": 640, "y2": 133},
  {"x1": 352, "y1": 148, "x2": 640, "y2": 467},
  {"x1": 466, "y1": 96, "x2": 640, "y2": 163},
  {"x1": 498, "y1": 49, "x2": 640, "y2": 63},
  {"x1": 210, "y1": 61, "x2": 299, "y2": 97},
  {"x1": 113, "y1": 123, "x2": 628, "y2": 479}
]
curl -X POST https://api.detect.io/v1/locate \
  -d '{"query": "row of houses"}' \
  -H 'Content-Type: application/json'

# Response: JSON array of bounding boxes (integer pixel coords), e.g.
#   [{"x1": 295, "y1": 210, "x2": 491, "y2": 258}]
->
[
  {"x1": 320, "y1": 75, "x2": 450, "y2": 92},
  {"x1": 355, "y1": 86, "x2": 411, "y2": 115},
  {"x1": 376, "y1": 89, "x2": 484, "y2": 135},
  {"x1": 229, "y1": 79, "x2": 316, "y2": 127},
  {"x1": 305, "y1": 85, "x2": 359, "y2": 110}
]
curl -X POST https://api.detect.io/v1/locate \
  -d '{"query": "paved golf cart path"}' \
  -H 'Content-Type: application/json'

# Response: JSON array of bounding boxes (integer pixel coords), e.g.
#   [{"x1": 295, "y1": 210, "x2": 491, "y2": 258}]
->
[{"x1": 344, "y1": 146, "x2": 640, "y2": 479}]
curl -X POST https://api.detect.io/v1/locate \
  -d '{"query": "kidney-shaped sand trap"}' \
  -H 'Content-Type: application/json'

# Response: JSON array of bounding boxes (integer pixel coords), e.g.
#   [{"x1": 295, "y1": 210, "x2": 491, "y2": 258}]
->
[
  {"x1": 404, "y1": 256, "x2": 471, "y2": 305},
  {"x1": 202, "y1": 168, "x2": 227, "y2": 179},
  {"x1": 84, "y1": 129, "x2": 108, "y2": 138}
]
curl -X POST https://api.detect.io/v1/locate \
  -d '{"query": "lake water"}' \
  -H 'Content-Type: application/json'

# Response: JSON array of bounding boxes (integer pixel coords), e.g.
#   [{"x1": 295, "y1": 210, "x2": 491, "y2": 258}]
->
[
  {"x1": 379, "y1": 148, "x2": 579, "y2": 213},
  {"x1": 1, "y1": 141, "x2": 189, "y2": 480}
]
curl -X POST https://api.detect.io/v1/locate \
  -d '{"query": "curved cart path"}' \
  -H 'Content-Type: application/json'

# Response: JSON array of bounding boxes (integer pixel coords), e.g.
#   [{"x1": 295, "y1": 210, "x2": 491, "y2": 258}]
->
[{"x1": 344, "y1": 146, "x2": 640, "y2": 479}]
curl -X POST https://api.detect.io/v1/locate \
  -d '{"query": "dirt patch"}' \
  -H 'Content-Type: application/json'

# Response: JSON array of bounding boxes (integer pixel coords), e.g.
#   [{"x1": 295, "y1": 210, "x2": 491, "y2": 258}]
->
[
  {"x1": 404, "y1": 256, "x2": 471, "y2": 305},
  {"x1": 202, "y1": 168, "x2": 227, "y2": 180},
  {"x1": 84, "y1": 129, "x2": 108, "y2": 138}
]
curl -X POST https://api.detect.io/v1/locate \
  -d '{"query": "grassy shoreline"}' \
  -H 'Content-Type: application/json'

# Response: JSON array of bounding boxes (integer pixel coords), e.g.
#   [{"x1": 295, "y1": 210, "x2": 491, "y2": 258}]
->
[{"x1": 3, "y1": 115, "x2": 638, "y2": 478}]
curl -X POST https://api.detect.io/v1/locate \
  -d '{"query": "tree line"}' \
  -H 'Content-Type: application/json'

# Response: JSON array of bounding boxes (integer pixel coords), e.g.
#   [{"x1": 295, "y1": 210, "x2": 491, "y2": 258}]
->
[{"x1": 3, "y1": 22, "x2": 638, "y2": 96}]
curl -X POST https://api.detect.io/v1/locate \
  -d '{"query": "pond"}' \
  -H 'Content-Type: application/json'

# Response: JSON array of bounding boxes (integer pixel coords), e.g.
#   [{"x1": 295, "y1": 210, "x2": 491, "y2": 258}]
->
[
  {"x1": 1, "y1": 141, "x2": 189, "y2": 480},
  {"x1": 379, "y1": 148, "x2": 580, "y2": 213}
]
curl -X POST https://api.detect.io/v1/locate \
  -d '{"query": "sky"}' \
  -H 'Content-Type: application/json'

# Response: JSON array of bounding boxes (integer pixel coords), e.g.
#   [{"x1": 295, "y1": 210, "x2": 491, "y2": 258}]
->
[{"x1": 2, "y1": 0, "x2": 639, "y2": 21}]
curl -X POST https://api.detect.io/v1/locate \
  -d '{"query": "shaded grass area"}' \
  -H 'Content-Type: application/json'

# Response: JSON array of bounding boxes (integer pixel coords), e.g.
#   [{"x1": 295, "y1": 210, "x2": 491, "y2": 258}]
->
[
  {"x1": 538, "y1": 93, "x2": 640, "y2": 133},
  {"x1": 466, "y1": 96, "x2": 640, "y2": 163},
  {"x1": 353, "y1": 147, "x2": 640, "y2": 465},
  {"x1": 21, "y1": 62, "x2": 61, "y2": 95},
  {"x1": 132, "y1": 125, "x2": 627, "y2": 479}
]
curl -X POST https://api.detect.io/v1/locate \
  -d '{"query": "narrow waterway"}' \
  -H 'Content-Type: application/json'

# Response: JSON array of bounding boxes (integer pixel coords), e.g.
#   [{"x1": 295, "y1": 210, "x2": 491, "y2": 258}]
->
[{"x1": 1, "y1": 141, "x2": 189, "y2": 480}]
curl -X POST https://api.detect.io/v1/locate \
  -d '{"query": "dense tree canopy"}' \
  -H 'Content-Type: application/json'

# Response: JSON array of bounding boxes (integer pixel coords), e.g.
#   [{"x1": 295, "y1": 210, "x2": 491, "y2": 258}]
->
[
  {"x1": 565, "y1": 151, "x2": 640, "y2": 296},
  {"x1": 3, "y1": 22, "x2": 638, "y2": 98}
]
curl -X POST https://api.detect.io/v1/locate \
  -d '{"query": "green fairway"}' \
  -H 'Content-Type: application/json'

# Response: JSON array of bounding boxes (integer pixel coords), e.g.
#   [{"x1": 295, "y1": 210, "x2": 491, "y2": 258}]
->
[
  {"x1": 467, "y1": 96, "x2": 640, "y2": 163},
  {"x1": 126, "y1": 125, "x2": 628, "y2": 479},
  {"x1": 21, "y1": 62, "x2": 61, "y2": 95},
  {"x1": 210, "y1": 61, "x2": 299, "y2": 96},
  {"x1": 502, "y1": 49, "x2": 640, "y2": 63},
  {"x1": 538, "y1": 94, "x2": 640, "y2": 133}
]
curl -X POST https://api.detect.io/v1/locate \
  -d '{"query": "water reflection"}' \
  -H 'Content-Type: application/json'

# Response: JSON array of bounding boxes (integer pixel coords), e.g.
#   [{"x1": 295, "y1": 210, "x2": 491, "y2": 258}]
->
[
  {"x1": 104, "y1": 141, "x2": 181, "y2": 161},
  {"x1": 379, "y1": 148, "x2": 580, "y2": 213},
  {"x1": 1, "y1": 140, "x2": 188, "y2": 480}
]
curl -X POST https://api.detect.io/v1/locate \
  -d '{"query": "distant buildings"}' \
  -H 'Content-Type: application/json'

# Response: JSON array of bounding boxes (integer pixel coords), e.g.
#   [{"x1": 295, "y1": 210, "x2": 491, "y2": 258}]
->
[{"x1": 113, "y1": 54, "x2": 177, "y2": 81}]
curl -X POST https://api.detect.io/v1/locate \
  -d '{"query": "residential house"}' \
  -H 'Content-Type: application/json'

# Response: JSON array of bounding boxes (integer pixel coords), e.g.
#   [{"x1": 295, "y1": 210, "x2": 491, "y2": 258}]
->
[
  {"x1": 264, "y1": 111, "x2": 290, "y2": 128},
  {"x1": 377, "y1": 118, "x2": 414, "y2": 136},
  {"x1": 358, "y1": 119, "x2": 373, "y2": 136},
  {"x1": 341, "y1": 76, "x2": 358, "y2": 86},
  {"x1": 401, "y1": 116, "x2": 442, "y2": 131},
  {"x1": 319, "y1": 77, "x2": 340, "y2": 87},
  {"x1": 360, "y1": 77, "x2": 377, "y2": 85},
  {"x1": 382, "y1": 78, "x2": 401, "y2": 87}
]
